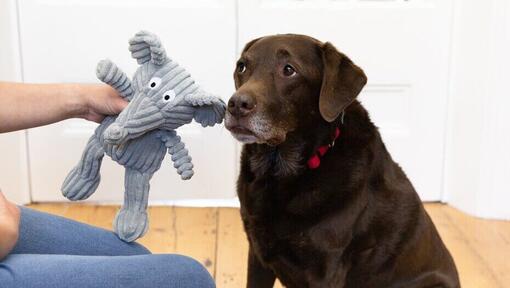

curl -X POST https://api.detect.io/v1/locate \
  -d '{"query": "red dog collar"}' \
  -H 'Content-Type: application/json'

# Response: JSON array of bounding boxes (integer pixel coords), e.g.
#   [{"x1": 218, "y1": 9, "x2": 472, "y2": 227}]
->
[{"x1": 307, "y1": 128, "x2": 340, "y2": 169}]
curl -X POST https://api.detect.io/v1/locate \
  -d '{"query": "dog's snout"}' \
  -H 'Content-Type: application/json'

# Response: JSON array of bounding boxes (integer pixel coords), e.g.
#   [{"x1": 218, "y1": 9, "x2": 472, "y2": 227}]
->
[{"x1": 228, "y1": 94, "x2": 256, "y2": 117}]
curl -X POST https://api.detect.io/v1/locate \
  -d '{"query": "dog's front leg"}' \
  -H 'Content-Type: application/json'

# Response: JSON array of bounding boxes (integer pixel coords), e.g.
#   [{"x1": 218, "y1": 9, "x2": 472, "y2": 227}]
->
[{"x1": 247, "y1": 247, "x2": 276, "y2": 288}]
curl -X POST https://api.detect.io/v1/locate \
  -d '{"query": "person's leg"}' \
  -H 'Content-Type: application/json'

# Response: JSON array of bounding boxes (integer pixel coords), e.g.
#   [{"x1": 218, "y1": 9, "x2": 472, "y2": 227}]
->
[
  {"x1": 11, "y1": 206, "x2": 149, "y2": 256},
  {"x1": 0, "y1": 253, "x2": 215, "y2": 288}
]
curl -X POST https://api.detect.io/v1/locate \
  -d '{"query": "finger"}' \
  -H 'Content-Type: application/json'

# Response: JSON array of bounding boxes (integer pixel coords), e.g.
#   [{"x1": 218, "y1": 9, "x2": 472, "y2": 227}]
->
[
  {"x1": 112, "y1": 97, "x2": 128, "y2": 114},
  {"x1": 86, "y1": 112, "x2": 105, "y2": 123}
]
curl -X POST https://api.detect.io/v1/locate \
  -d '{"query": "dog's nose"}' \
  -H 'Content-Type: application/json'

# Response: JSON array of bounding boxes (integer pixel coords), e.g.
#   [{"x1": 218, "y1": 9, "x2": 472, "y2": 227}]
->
[{"x1": 227, "y1": 94, "x2": 256, "y2": 117}]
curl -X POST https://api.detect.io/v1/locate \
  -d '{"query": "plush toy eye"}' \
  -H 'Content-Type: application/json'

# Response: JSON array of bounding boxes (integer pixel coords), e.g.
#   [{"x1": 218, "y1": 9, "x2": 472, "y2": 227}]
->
[
  {"x1": 148, "y1": 77, "x2": 162, "y2": 89},
  {"x1": 283, "y1": 64, "x2": 296, "y2": 77},
  {"x1": 163, "y1": 90, "x2": 176, "y2": 102},
  {"x1": 237, "y1": 62, "x2": 246, "y2": 74}
]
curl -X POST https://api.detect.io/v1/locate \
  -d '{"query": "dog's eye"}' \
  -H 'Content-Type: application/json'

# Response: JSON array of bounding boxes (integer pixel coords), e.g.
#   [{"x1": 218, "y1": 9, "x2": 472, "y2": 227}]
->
[
  {"x1": 148, "y1": 77, "x2": 162, "y2": 89},
  {"x1": 283, "y1": 64, "x2": 296, "y2": 77},
  {"x1": 237, "y1": 62, "x2": 247, "y2": 74},
  {"x1": 163, "y1": 90, "x2": 176, "y2": 102}
]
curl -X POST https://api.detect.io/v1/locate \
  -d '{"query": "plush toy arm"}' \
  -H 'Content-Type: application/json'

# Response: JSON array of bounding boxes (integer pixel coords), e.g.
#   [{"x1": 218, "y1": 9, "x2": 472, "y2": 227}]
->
[
  {"x1": 185, "y1": 91, "x2": 226, "y2": 127},
  {"x1": 96, "y1": 59, "x2": 134, "y2": 100},
  {"x1": 62, "y1": 135, "x2": 104, "y2": 201},
  {"x1": 159, "y1": 131, "x2": 194, "y2": 180},
  {"x1": 128, "y1": 30, "x2": 168, "y2": 66}
]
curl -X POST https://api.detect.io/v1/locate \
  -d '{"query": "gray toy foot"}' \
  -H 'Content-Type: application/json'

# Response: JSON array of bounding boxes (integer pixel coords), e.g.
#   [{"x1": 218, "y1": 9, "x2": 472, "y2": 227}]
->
[
  {"x1": 181, "y1": 170, "x2": 193, "y2": 180},
  {"x1": 113, "y1": 208, "x2": 149, "y2": 242},
  {"x1": 61, "y1": 167, "x2": 101, "y2": 201}
]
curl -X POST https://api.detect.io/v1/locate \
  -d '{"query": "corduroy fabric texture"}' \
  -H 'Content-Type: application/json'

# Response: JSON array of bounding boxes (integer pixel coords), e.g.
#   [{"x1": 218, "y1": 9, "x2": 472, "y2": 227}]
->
[{"x1": 61, "y1": 31, "x2": 226, "y2": 242}]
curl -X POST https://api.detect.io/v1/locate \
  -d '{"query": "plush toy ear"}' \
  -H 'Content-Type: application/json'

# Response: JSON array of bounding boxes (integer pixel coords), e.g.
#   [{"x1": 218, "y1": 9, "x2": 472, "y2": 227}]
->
[
  {"x1": 319, "y1": 42, "x2": 367, "y2": 122},
  {"x1": 128, "y1": 30, "x2": 168, "y2": 65},
  {"x1": 185, "y1": 92, "x2": 226, "y2": 127}
]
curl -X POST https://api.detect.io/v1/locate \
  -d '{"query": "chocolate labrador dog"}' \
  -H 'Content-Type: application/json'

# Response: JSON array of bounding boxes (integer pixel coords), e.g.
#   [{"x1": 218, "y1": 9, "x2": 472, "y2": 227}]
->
[{"x1": 225, "y1": 34, "x2": 460, "y2": 288}]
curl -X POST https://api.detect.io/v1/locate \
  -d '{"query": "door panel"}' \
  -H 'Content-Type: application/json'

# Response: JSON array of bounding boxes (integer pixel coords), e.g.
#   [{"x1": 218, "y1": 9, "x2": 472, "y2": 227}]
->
[
  {"x1": 19, "y1": 0, "x2": 238, "y2": 202},
  {"x1": 238, "y1": 0, "x2": 453, "y2": 200}
]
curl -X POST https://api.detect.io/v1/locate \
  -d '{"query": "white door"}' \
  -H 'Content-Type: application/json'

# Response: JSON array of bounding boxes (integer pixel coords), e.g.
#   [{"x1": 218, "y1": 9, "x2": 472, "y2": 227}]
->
[
  {"x1": 18, "y1": 0, "x2": 238, "y2": 202},
  {"x1": 238, "y1": 0, "x2": 453, "y2": 200},
  {"x1": 0, "y1": 0, "x2": 31, "y2": 205}
]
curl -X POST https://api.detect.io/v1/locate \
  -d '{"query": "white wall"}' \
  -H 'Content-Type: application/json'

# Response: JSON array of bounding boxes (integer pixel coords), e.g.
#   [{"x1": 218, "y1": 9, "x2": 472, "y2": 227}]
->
[
  {"x1": 444, "y1": 0, "x2": 510, "y2": 219},
  {"x1": 16, "y1": 0, "x2": 239, "y2": 203},
  {"x1": 0, "y1": 0, "x2": 31, "y2": 205},
  {"x1": 238, "y1": 0, "x2": 454, "y2": 202},
  {"x1": 1, "y1": 0, "x2": 509, "y2": 217}
]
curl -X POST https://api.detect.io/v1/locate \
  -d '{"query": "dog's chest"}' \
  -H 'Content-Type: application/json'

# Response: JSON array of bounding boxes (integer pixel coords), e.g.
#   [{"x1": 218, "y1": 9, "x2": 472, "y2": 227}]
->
[
  {"x1": 239, "y1": 172, "x2": 357, "y2": 286},
  {"x1": 240, "y1": 184, "x2": 323, "y2": 273},
  {"x1": 243, "y1": 209, "x2": 348, "y2": 287},
  {"x1": 244, "y1": 211, "x2": 313, "y2": 280}
]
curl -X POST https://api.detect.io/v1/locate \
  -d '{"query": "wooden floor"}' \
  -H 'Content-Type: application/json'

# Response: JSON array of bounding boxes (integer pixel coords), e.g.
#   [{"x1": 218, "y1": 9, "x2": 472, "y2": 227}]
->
[{"x1": 28, "y1": 203, "x2": 510, "y2": 288}]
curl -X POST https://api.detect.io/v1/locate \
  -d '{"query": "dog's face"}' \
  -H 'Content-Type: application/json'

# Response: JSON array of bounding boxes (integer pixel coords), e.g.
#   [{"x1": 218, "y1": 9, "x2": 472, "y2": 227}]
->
[{"x1": 225, "y1": 34, "x2": 367, "y2": 146}]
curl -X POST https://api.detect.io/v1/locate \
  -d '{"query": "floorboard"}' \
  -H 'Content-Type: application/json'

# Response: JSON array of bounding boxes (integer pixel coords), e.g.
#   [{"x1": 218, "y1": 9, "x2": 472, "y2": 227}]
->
[{"x1": 27, "y1": 203, "x2": 510, "y2": 288}]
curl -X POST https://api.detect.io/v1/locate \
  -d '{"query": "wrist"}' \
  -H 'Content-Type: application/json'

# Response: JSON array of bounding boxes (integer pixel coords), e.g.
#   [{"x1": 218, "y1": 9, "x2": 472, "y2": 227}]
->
[{"x1": 64, "y1": 84, "x2": 89, "y2": 119}]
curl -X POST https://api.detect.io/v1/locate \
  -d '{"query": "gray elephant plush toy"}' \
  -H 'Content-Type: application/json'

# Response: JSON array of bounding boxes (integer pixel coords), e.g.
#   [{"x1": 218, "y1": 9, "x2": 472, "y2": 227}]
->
[{"x1": 61, "y1": 31, "x2": 226, "y2": 242}]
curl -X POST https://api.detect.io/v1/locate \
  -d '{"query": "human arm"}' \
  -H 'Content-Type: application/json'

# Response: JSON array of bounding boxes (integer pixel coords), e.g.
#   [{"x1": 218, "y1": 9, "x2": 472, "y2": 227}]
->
[
  {"x1": 0, "y1": 82, "x2": 128, "y2": 133},
  {"x1": 0, "y1": 191, "x2": 20, "y2": 260}
]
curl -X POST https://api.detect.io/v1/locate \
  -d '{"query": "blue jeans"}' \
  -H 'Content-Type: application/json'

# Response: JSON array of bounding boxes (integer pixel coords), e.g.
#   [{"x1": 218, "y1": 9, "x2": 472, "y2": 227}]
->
[{"x1": 0, "y1": 207, "x2": 215, "y2": 288}]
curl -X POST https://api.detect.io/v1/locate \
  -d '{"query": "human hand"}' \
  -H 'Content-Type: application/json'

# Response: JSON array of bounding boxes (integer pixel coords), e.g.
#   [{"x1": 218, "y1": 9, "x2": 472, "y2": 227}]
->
[
  {"x1": 76, "y1": 84, "x2": 128, "y2": 123},
  {"x1": 0, "y1": 191, "x2": 20, "y2": 260}
]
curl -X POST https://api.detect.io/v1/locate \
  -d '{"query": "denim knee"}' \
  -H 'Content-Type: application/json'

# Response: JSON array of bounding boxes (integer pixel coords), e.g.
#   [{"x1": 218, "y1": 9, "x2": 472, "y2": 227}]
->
[
  {"x1": 155, "y1": 254, "x2": 215, "y2": 288},
  {"x1": 2, "y1": 254, "x2": 215, "y2": 288},
  {"x1": 126, "y1": 242, "x2": 151, "y2": 255},
  {"x1": 14, "y1": 206, "x2": 151, "y2": 256}
]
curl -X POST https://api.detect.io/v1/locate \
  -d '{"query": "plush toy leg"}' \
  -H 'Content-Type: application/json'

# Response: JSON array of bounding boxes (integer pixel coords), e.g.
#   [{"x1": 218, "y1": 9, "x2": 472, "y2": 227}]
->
[
  {"x1": 62, "y1": 136, "x2": 104, "y2": 201},
  {"x1": 113, "y1": 168, "x2": 151, "y2": 242},
  {"x1": 96, "y1": 59, "x2": 134, "y2": 100},
  {"x1": 160, "y1": 131, "x2": 194, "y2": 180}
]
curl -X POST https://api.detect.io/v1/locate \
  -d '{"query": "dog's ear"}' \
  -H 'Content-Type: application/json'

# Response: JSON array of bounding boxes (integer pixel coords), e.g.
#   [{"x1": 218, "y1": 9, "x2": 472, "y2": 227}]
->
[{"x1": 319, "y1": 42, "x2": 367, "y2": 122}]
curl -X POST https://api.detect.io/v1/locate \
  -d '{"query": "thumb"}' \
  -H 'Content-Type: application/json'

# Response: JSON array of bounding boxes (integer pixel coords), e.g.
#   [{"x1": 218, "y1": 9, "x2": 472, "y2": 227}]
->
[{"x1": 111, "y1": 97, "x2": 128, "y2": 115}]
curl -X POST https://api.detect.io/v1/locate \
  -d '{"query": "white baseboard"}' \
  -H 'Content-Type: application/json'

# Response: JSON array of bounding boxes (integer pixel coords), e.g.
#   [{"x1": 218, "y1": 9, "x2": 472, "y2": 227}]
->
[
  {"x1": 149, "y1": 198, "x2": 241, "y2": 207},
  {"x1": 64, "y1": 197, "x2": 242, "y2": 208}
]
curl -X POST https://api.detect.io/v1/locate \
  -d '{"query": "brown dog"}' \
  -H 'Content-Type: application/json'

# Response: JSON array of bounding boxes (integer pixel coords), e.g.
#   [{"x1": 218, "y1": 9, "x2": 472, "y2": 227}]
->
[{"x1": 225, "y1": 34, "x2": 460, "y2": 288}]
